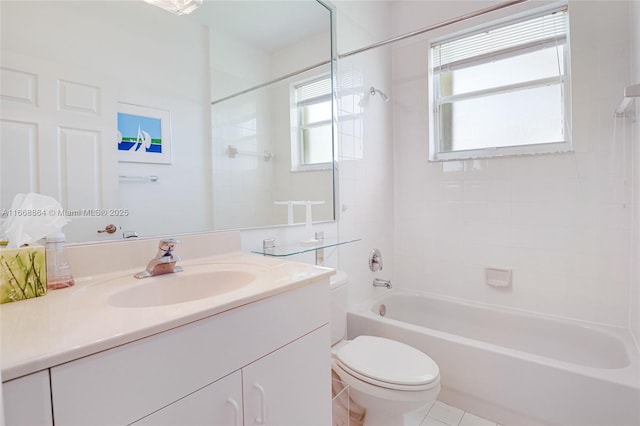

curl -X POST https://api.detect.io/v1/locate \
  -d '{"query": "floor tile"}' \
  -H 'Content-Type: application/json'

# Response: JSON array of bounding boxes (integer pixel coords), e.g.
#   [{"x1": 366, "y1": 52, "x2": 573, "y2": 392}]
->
[
  {"x1": 459, "y1": 412, "x2": 497, "y2": 426},
  {"x1": 405, "y1": 412, "x2": 427, "y2": 426},
  {"x1": 405, "y1": 401, "x2": 435, "y2": 426},
  {"x1": 427, "y1": 401, "x2": 465, "y2": 426},
  {"x1": 420, "y1": 416, "x2": 450, "y2": 426}
]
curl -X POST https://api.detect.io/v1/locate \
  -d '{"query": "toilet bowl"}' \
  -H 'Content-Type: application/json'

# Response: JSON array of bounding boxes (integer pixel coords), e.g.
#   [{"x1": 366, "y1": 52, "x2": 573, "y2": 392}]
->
[{"x1": 330, "y1": 272, "x2": 440, "y2": 426}]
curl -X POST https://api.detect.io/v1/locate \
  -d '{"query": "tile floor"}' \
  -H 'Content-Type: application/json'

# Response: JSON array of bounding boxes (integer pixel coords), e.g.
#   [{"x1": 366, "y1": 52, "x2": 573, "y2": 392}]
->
[{"x1": 406, "y1": 400, "x2": 501, "y2": 426}]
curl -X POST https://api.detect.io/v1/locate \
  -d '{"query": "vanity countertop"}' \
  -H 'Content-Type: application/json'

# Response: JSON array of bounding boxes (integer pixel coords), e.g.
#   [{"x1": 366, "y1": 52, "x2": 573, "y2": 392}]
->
[{"x1": 0, "y1": 251, "x2": 334, "y2": 381}]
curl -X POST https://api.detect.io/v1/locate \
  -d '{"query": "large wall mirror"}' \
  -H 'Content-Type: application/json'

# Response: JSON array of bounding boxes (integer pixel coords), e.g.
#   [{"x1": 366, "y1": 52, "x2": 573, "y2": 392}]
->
[{"x1": 0, "y1": 0, "x2": 335, "y2": 244}]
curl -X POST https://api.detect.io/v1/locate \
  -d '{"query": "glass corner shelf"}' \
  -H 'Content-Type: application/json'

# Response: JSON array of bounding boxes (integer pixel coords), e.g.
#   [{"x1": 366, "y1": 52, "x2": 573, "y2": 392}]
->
[{"x1": 251, "y1": 238, "x2": 361, "y2": 257}]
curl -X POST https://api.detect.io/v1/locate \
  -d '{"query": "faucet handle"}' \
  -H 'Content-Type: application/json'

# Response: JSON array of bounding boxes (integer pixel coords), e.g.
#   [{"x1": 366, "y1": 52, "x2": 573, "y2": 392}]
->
[
  {"x1": 158, "y1": 238, "x2": 179, "y2": 253},
  {"x1": 369, "y1": 248, "x2": 383, "y2": 272},
  {"x1": 135, "y1": 238, "x2": 182, "y2": 279}
]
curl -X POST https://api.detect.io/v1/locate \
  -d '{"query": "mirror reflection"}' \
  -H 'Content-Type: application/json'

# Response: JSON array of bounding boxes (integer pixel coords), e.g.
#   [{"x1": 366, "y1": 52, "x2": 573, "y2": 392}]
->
[{"x1": 0, "y1": 0, "x2": 334, "y2": 243}]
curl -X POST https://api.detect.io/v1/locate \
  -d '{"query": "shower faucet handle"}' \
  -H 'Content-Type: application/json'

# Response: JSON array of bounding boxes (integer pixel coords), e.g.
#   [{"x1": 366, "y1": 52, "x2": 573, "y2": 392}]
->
[{"x1": 369, "y1": 248, "x2": 383, "y2": 272}]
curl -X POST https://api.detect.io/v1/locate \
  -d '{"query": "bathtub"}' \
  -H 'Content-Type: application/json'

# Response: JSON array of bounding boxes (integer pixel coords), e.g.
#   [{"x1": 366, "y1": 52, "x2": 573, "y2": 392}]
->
[{"x1": 347, "y1": 290, "x2": 640, "y2": 426}]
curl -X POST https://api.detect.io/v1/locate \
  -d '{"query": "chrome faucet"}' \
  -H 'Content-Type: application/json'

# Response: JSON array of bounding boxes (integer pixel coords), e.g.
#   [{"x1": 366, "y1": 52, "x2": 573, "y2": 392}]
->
[
  {"x1": 134, "y1": 238, "x2": 183, "y2": 279},
  {"x1": 373, "y1": 278, "x2": 392, "y2": 289}
]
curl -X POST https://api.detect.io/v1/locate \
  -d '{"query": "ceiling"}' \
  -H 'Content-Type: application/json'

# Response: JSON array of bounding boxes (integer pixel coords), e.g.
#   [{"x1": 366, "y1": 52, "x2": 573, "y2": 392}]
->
[{"x1": 188, "y1": 0, "x2": 330, "y2": 52}]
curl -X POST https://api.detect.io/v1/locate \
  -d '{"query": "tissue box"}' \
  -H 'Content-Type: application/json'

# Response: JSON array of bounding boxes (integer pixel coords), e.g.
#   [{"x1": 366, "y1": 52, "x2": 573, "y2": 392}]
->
[{"x1": 1, "y1": 245, "x2": 47, "y2": 304}]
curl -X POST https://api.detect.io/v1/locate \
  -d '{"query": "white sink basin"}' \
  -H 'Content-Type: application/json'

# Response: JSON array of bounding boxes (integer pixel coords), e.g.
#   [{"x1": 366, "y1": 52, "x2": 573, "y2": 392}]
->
[{"x1": 108, "y1": 269, "x2": 255, "y2": 308}]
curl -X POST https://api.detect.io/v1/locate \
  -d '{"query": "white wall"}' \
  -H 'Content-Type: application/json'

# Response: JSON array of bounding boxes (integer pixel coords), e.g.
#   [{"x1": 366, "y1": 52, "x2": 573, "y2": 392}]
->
[
  {"x1": 209, "y1": 27, "x2": 271, "y2": 101},
  {"x1": 392, "y1": 0, "x2": 634, "y2": 326},
  {"x1": 630, "y1": 0, "x2": 640, "y2": 346}
]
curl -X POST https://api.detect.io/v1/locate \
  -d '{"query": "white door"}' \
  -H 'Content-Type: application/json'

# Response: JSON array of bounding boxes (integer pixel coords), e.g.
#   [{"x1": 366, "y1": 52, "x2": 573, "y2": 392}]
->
[
  {"x1": 131, "y1": 371, "x2": 243, "y2": 426},
  {"x1": 242, "y1": 326, "x2": 332, "y2": 426},
  {"x1": 1, "y1": 51, "x2": 122, "y2": 242}
]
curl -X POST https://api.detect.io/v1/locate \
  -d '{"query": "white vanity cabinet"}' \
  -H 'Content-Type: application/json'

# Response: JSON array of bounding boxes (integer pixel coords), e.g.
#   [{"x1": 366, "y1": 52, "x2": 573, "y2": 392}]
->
[
  {"x1": 132, "y1": 371, "x2": 244, "y2": 426},
  {"x1": 49, "y1": 279, "x2": 331, "y2": 426},
  {"x1": 2, "y1": 370, "x2": 52, "y2": 426},
  {"x1": 132, "y1": 327, "x2": 330, "y2": 426},
  {"x1": 241, "y1": 327, "x2": 330, "y2": 426}
]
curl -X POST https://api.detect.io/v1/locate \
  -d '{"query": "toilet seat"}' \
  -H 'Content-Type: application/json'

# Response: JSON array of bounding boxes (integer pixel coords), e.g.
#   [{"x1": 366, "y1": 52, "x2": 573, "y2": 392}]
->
[{"x1": 335, "y1": 336, "x2": 439, "y2": 391}]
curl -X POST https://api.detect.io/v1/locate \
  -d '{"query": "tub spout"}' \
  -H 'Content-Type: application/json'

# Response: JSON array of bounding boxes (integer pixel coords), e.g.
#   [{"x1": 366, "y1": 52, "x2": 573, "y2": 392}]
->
[{"x1": 373, "y1": 278, "x2": 392, "y2": 289}]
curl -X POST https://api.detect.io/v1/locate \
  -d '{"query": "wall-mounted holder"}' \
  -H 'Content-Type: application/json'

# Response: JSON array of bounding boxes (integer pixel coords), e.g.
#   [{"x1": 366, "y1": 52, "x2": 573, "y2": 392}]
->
[
  {"x1": 615, "y1": 83, "x2": 639, "y2": 119},
  {"x1": 119, "y1": 174, "x2": 159, "y2": 182},
  {"x1": 253, "y1": 237, "x2": 361, "y2": 266},
  {"x1": 274, "y1": 200, "x2": 324, "y2": 235},
  {"x1": 262, "y1": 238, "x2": 276, "y2": 255},
  {"x1": 227, "y1": 145, "x2": 272, "y2": 162},
  {"x1": 486, "y1": 267, "x2": 512, "y2": 288}
]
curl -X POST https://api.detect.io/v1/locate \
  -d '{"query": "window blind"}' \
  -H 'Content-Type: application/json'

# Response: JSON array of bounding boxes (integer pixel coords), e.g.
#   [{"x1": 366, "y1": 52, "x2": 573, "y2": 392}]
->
[
  {"x1": 295, "y1": 76, "x2": 332, "y2": 106},
  {"x1": 432, "y1": 7, "x2": 568, "y2": 71}
]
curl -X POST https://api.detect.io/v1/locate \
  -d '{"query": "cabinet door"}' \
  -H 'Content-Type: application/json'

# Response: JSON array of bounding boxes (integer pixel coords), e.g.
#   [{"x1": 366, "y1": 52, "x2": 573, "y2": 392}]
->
[
  {"x1": 132, "y1": 371, "x2": 243, "y2": 426},
  {"x1": 242, "y1": 325, "x2": 331, "y2": 426},
  {"x1": 2, "y1": 370, "x2": 53, "y2": 426}
]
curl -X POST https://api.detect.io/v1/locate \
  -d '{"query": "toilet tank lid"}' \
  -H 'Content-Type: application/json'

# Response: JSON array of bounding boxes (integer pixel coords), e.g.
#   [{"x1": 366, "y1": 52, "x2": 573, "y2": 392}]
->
[{"x1": 330, "y1": 270, "x2": 348, "y2": 289}]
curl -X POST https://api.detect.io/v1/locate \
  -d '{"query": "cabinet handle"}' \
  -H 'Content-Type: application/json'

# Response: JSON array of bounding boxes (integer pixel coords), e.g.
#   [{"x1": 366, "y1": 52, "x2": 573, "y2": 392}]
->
[
  {"x1": 226, "y1": 397, "x2": 241, "y2": 426},
  {"x1": 253, "y1": 383, "x2": 266, "y2": 424}
]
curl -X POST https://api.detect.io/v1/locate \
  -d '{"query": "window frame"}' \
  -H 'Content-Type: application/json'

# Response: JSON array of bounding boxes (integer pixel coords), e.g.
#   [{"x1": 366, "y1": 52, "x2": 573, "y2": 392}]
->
[
  {"x1": 428, "y1": 4, "x2": 573, "y2": 161},
  {"x1": 290, "y1": 74, "x2": 334, "y2": 172}
]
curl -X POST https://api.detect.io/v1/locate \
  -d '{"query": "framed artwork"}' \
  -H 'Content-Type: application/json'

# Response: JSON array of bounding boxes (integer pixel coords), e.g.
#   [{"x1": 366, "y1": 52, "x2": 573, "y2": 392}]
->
[{"x1": 117, "y1": 102, "x2": 172, "y2": 164}]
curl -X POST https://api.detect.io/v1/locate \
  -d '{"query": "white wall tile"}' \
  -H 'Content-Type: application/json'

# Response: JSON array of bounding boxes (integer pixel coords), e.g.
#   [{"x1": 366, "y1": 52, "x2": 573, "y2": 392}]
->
[
  {"x1": 391, "y1": 0, "x2": 634, "y2": 326},
  {"x1": 335, "y1": 41, "x2": 395, "y2": 306}
]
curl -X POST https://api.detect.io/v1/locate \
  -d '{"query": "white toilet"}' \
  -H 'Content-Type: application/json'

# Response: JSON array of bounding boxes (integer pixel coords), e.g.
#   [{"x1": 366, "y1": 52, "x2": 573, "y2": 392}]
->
[{"x1": 330, "y1": 271, "x2": 440, "y2": 426}]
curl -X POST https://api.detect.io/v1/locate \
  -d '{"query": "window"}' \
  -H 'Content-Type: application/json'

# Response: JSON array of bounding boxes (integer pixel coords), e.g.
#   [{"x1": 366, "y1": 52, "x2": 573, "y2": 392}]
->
[
  {"x1": 292, "y1": 76, "x2": 333, "y2": 171},
  {"x1": 429, "y1": 5, "x2": 571, "y2": 161}
]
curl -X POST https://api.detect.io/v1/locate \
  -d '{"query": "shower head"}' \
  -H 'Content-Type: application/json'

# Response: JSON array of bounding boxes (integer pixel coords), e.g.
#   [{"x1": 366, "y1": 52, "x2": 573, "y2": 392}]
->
[{"x1": 370, "y1": 86, "x2": 390, "y2": 103}]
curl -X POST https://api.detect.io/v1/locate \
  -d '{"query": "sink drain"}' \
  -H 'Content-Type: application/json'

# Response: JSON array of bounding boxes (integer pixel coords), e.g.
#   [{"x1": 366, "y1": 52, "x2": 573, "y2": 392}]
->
[{"x1": 378, "y1": 304, "x2": 386, "y2": 316}]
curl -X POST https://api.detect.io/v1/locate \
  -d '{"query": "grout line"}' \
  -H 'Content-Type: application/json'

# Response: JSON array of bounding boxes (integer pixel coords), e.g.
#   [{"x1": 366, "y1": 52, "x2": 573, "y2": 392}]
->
[{"x1": 418, "y1": 400, "x2": 499, "y2": 426}]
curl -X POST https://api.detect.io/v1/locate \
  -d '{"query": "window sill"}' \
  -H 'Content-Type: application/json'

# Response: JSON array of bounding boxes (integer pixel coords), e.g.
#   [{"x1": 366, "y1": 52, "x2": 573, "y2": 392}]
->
[
  {"x1": 430, "y1": 141, "x2": 572, "y2": 162},
  {"x1": 291, "y1": 162, "x2": 334, "y2": 172}
]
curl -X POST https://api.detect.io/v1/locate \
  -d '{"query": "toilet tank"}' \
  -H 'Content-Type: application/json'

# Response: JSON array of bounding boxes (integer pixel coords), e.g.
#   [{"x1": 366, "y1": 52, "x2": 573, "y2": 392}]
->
[{"x1": 330, "y1": 271, "x2": 348, "y2": 346}]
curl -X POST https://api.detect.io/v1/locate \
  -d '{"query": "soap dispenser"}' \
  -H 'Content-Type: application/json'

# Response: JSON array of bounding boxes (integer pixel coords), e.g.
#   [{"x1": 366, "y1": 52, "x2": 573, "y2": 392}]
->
[{"x1": 45, "y1": 231, "x2": 75, "y2": 289}]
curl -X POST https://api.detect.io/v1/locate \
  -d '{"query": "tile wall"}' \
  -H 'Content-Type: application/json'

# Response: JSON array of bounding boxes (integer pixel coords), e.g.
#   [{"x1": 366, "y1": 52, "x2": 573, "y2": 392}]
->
[
  {"x1": 238, "y1": 1, "x2": 397, "y2": 291},
  {"x1": 391, "y1": 0, "x2": 634, "y2": 326},
  {"x1": 332, "y1": 1, "x2": 397, "y2": 305},
  {"x1": 240, "y1": 1, "x2": 639, "y2": 332}
]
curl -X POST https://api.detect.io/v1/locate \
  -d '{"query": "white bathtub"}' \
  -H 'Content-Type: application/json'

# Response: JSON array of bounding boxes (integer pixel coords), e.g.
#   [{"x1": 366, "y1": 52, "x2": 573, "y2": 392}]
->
[{"x1": 347, "y1": 290, "x2": 640, "y2": 426}]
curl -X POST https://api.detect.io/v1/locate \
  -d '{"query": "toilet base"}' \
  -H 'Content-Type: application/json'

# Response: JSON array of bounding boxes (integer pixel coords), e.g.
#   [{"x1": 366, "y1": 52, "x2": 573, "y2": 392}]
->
[
  {"x1": 362, "y1": 406, "x2": 406, "y2": 426},
  {"x1": 333, "y1": 362, "x2": 439, "y2": 426}
]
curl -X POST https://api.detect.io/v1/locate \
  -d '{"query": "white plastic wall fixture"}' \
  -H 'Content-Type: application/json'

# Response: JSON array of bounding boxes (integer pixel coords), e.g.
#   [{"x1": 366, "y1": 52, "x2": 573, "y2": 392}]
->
[
  {"x1": 486, "y1": 267, "x2": 512, "y2": 288},
  {"x1": 615, "y1": 83, "x2": 640, "y2": 116}
]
